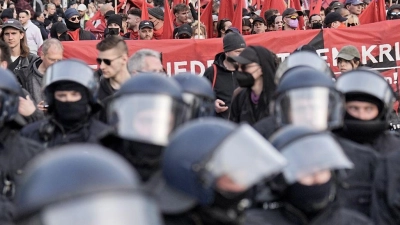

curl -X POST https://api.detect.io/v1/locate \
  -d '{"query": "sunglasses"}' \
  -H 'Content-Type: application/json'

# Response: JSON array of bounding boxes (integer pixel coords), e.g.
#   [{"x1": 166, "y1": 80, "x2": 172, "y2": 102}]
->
[
  {"x1": 347, "y1": 23, "x2": 358, "y2": 27},
  {"x1": 69, "y1": 16, "x2": 80, "y2": 22},
  {"x1": 286, "y1": 16, "x2": 298, "y2": 20},
  {"x1": 96, "y1": 55, "x2": 122, "y2": 66},
  {"x1": 391, "y1": 12, "x2": 400, "y2": 16}
]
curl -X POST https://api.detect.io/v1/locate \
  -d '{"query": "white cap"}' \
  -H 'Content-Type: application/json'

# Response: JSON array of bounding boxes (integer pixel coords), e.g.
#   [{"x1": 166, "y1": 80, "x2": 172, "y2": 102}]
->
[
  {"x1": 212, "y1": 14, "x2": 218, "y2": 22},
  {"x1": 77, "y1": 4, "x2": 87, "y2": 11}
]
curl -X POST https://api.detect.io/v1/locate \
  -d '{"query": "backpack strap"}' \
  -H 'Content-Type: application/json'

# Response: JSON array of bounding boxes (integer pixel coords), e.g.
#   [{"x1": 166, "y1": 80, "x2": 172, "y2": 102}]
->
[{"x1": 212, "y1": 64, "x2": 217, "y2": 89}]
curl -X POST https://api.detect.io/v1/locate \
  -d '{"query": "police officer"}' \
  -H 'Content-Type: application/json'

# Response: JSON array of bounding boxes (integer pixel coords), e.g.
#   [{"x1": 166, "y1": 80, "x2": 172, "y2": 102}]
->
[
  {"x1": 253, "y1": 67, "x2": 378, "y2": 217},
  {"x1": 159, "y1": 118, "x2": 287, "y2": 225},
  {"x1": 20, "y1": 59, "x2": 109, "y2": 148},
  {"x1": 0, "y1": 68, "x2": 44, "y2": 201},
  {"x1": 99, "y1": 73, "x2": 188, "y2": 182},
  {"x1": 246, "y1": 126, "x2": 373, "y2": 225},
  {"x1": 172, "y1": 72, "x2": 215, "y2": 120},
  {"x1": 14, "y1": 144, "x2": 163, "y2": 225},
  {"x1": 335, "y1": 68, "x2": 400, "y2": 155}
]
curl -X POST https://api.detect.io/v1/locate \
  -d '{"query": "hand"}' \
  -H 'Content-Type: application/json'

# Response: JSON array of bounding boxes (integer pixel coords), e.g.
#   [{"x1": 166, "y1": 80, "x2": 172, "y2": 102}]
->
[
  {"x1": 215, "y1": 99, "x2": 228, "y2": 113},
  {"x1": 19, "y1": 96, "x2": 36, "y2": 116},
  {"x1": 37, "y1": 100, "x2": 48, "y2": 112}
]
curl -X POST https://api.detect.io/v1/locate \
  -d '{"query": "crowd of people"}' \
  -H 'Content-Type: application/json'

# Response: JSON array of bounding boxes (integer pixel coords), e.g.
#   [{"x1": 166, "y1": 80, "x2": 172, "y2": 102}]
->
[{"x1": 0, "y1": 0, "x2": 399, "y2": 224}]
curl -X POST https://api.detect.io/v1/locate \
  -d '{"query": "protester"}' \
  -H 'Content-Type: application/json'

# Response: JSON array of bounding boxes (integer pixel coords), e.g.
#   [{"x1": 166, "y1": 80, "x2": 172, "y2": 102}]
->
[
  {"x1": 229, "y1": 46, "x2": 278, "y2": 125},
  {"x1": 347, "y1": 14, "x2": 360, "y2": 26},
  {"x1": 242, "y1": 18, "x2": 252, "y2": 35},
  {"x1": 49, "y1": 21, "x2": 68, "y2": 40},
  {"x1": 105, "y1": 14, "x2": 124, "y2": 37},
  {"x1": 44, "y1": 3, "x2": 59, "y2": 25},
  {"x1": 252, "y1": 17, "x2": 266, "y2": 34},
  {"x1": 19, "y1": 10, "x2": 43, "y2": 55},
  {"x1": 336, "y1": 45, "x2": 361, "y2": 73},
  {"x1": 127, "y1": 49, "x2": 164, "y2": 75},
  {"x1": 148, "y1": 7, "x2": 164, "y2": 39},
  {"x1": 345, "y1": 0, "x2": 363, "y2": 16},
  {"x1": 282, "y1": 8, "x2": 303, "y2": 31},
  {"x1": 324, "y1": 12, "x2": 347, "y2": 28},
  {"x1": 173, "y1": 23, "x2": 192, "y2": 39},
  {"x1": 77, "y1": 4, "x2": 90, "y2": 29},
  {"x1": 336, "y1": 7, "x2": 351, "y2": 18},
  {"x1": 138, "y1": 20, "x2": 155, "y2": 40},
  {"x1": 386, "y1": 4, "x2": 400, "y2": 20},
  {"x1": 173, "y1": 3, "x2": 190, "y2": 27},
  {"x1": 264, "y1": 8, "x2": 279, "y2": 24},
  {"x1": 204, "y1": 32, "x2": 245, "y2": 119},
  {"x1": 32, "y1": 12, "x2": 49, "y2": 40},
  {"x1": 309, "y1": 14, "x2": 323, "y2": 29},
  {"x1": 191, "y1": 21, "x2": 206, "y2": 39},
  {"x1": 216, "y1": 18, "x2": 232, "y2": 37},
  {"x1": 64, "y1": 8, "x2": 95, "y2": 40},
  {"x1": 124, "y1": 8, "x2": 141, "y2": 40},
  {"x1": 320, "y1": 6, "x2": 326, "y2": 21},
  {"x1": 1, "y1": 8, "x2": 15, "y2": 22}
]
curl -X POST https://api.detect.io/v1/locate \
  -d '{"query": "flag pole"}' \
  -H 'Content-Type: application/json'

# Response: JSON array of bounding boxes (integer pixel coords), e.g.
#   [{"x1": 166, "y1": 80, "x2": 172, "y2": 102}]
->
[
  {"x1": 198, "y1": 0, "x2": 201, "y2": 36},
  {"x1": 288, "y1": 0, "x2": 291, "y2": 8},
  {"x1": 115, "y1": 0, "x2": 118, "y2": 13}
]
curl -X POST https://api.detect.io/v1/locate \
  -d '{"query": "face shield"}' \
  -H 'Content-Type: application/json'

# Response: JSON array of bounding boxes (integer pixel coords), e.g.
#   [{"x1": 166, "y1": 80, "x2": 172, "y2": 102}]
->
[
  {"x1": 108, "y1": 94, "x2": 187, "y2": 146},
  {"x1": 274, "y1": 87, "x2": 344, "y2": 131},
  {"x1": 41, "y1": 192, "x2": 163, "y2": 225},
  {"x1": 280, "y1": 133, "x2": 353, "y2": 185},
  {"x1": 182, "y1": 92, "x2": 214, "y2": 119},
  {"x1": 199, "y1": 124, "x2": 287, "y2": 191}
]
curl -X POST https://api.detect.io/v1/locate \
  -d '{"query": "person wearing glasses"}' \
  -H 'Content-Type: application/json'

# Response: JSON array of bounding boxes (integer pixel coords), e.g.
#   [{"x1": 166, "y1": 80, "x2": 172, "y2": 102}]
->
[
  {"x1": 21, "y1": 59, "x2": 109, "y2": 148},
  {"x1": 346, "y1": 14, "x2": 360, "y2": 27},
  {"x1": 387, "y1": 4, "x2": 400, "y2": 20},
  {"x1": 63, "y1": 8, "x2": 95, "y2": 41},
  {"x1": 345, "y1": 0, "x2": 363, "y2": 16},
  {"x1": 282, "y1": 8, "x2": 303, "y2": 31}
]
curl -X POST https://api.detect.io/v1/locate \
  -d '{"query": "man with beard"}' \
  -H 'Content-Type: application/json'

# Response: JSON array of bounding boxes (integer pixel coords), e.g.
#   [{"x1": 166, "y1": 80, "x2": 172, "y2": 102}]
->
[
  {"x1": 138, "y1": 20, "x2": 155, "y2": 40},
  {"x1": 124, "y1": 8, "x2": 141, "y2": 40},
  {"x1": 21, "y1": 59, "x2": 108, "y2": 148},
  {"x1": 63, "y1": 8, "x2": 95, "y2": 41}
]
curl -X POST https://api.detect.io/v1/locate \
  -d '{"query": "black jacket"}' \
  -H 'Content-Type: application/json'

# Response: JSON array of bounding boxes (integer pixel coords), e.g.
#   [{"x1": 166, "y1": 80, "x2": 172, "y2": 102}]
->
[
  {"x1": 20, "y1": 57, "x2": 44, "y2": 105},
  {"x1": 32, "y1": 20, "x2": 48, "y2": 40},
  {"x1": 96, "y1": 77, "x2": 116, "y2": 123},
  {"x1": 20, "y1": 117, "x2": 109, "y2": 148},
  {"x1": 9, "y1": 54, "x2": 39, "y2": 86},
  {"x1": 252, "y1": 115, "x2": 277, "y2": 139},
  {"x1": 203, "y1": 53, "x2": 238, "y2": 119},
  {"x1": 245, "y1": 202, "x2": 373, "y2": 225}
]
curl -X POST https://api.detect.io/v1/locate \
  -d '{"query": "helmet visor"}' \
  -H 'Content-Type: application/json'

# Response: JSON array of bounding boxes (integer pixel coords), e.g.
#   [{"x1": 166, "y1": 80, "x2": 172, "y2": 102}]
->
[
  {"x1": 42, "y1": 193, "x2": 163, "y2": 225},
  {"x1": 202, "y1": 124, "x2": 287, "y2": 190},
  {"x1": 182, "y1": 92, "x2": 214, "y2": 119},
  {"x1": 108, "y1": 94, "x2": 187, "y2": 146},
  {"x1": 281, "y1": 133, "x2": 353, "y2": 184},
  {"x1": 274, "y1": 87, "x2": 344, "y2": 130}
]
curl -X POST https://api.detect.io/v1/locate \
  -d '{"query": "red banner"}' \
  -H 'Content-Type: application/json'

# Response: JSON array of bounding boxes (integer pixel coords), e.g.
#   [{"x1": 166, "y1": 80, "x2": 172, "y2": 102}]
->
[{"x1": 63, "y1": 20, "x2": 400, "y2": 91}]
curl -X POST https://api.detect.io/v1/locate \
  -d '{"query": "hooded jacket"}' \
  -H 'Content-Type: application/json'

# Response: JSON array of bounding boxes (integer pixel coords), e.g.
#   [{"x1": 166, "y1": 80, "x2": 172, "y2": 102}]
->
[
  {"x1": 229, "y1": 46, "x2": 278, "y2": 125},
  {"x1": 204, "y1": 52, "x2": 238, "y2": 119}
]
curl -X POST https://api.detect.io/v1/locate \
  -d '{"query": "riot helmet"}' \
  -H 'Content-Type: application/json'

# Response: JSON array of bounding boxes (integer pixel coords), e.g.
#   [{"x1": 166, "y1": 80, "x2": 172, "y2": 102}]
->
[
  {"x1": 162, "y1": 118, "x2": 286, "y2": 208},
  {"x1": 269, "y1": 125, "x2": 353, "y2": 215},
  {"x1": 173, "y1": 73, "x2": 215, "y2": 119},
  {"x1": 14, "y1": 144, "x2": 163, "y2": 225},
  {"x1": 274, "y1": 67, "x2": 344, "y2": 131},
  {"x1": 275, "y1": 51, "x2": 335, "y2": 85},
  {"x1": 335, "y1": 69, "x2": 395, "y2": 142},
  {"x1": 108, "y1": 73, "x2": 188, "y2": 147},
  {"x1": 0, "y1": 68, "x2": 23, "y2": 127}
]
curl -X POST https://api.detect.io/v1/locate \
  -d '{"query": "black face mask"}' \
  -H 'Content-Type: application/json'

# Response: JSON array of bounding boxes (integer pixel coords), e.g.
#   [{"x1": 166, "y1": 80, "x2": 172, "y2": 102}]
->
[
  {"x1": 235, "y1": 71, "x2": 255, "y2": 88},
  {"x1": 341, "y1": 112, "x2": 388, "y2": 143},
  {"x1": 311, "y1": 22, "x2": 323, "y2": 29},
  {"x1": 285, "y1": 179, "x2": 334, "y2": 217},
  {"x1": 54, "y1": 96, "x2": 89, "y2": 125},
  {"x1": 65, "y1": 19, "x2": 81, "y2": 31},
  {"x1": 391, "y1": 15, "x2": 400, "y2": 20}
]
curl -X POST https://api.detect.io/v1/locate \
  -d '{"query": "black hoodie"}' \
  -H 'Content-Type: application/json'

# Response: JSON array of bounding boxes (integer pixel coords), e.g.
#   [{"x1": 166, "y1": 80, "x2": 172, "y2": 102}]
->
[{"x1": 204, "y1": 52, "x2": 238, "y2": 119}]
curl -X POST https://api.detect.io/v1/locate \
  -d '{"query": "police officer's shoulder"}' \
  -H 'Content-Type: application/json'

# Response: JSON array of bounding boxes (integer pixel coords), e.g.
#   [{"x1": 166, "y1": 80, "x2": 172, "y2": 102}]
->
[
  {"x1": 19, "y1": 119, "x2": 48, "y2": 137},
  {"x1": 330, "y1": 208, "x2": 374, "y2": 225},
  {"x1": 335, "y1": 136, "x2": 380, "y2": 158}
]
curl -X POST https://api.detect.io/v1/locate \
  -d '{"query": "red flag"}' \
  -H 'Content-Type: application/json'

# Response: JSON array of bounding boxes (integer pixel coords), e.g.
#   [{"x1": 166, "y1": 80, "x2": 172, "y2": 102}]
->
[
  {"x1": 200, "y1": 0, "x2": 213, "y2": 38},
  {"x1": 260, "y1": 0, "x2": 271, "y2": 20},
  {"x1": 162, "y1": 0, "x2": 174, "y2": 39},
  {"x1": 219, "y1": 0, "x2": 235, "y2": 21},
  {"x1": 252, "y1": 0, "x2": 261, "y2": 9},
  {"x1": 129, "y1": 0, "x2": 154, "y2": 8},
  {"x1": 359, "y1": 0, "x2": 378, "y2": 24},
  {"x1": 269, "y1": 0, "x2": 287, "y2": 14},
  {"x1": 377, "y1": 0, "x2": 386, "y2": 21},
  {"x1": 141, "y1": 0, "x2": 149, "y2": 20},
  {"x1": 173, "y1": 0, "x2": 183, "y2": 7},
  {"x1": 232, "y1": 0, "x2": 243, "y2": 33},
  {"x1": 310, "y1": 0, "x2": 323, "y2": 17}
]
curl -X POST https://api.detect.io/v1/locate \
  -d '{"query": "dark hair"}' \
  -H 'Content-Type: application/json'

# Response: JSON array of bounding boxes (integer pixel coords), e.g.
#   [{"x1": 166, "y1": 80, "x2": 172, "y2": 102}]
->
[
  {"x1": 217, "y1": 18, "x2": 230, "y2": 37},
  {"x1": 19, "y1": 10, "x2": 29, "y2": 16},
  {"x1": 242, "y1": 18, "x2": 251, "y2": 27},
  {"x1": 33, "y1": 12, "x2": 43, "y2": 20},
  {"x1": 0, "y1": 28, "x2": 30, "y2": 58},
  {"x1": 118, "y1": 13, "x2": 128, "y2": 21},
  {"x1": 127, "y1": 8, "x2": 141, "y2": 17},
  {"x1": 0, "y1": 40, "x2": 11, "y2": 66},
  {"x1": 96, "y1": 35, "x2": 128, "y2": 54},
  {"x1": 267, "y1": 14, "x2": 278, "y2": 29},
  {"x1": 264, "y1": 9, "x2": 279, "y2": 22},
  {"x1": 173, "y1": 3, "x2": 189, "y2": 14}
]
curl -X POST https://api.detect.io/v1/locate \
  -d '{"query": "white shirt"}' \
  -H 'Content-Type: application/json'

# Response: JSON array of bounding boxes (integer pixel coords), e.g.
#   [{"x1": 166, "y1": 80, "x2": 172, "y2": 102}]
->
[{"x1": 23, "y1": 20, "x2": 44, "y2": 55}]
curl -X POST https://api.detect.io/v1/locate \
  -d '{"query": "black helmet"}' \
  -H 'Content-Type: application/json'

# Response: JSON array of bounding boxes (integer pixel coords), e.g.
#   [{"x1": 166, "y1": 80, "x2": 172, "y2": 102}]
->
[
  {"x1": 108, "y1": 73, "x2": 188, "y2": 146},
  {"x1": 43, "y1": 59, "x2": 99, "y2": 108},
  {"x1": 173, "y1": 73, "x2": 215, "y2": 119},
  {"x1": 274, "y1": 67, "x2": 344, "y2": 131},
  {"x1": 275, "y1": 51, "x2": 335, "y2": 85},
  {"x1": 0, "y1": 68, "x2": 23, "y2": 127},
  {"x1": 14, "y1": 144, "x2": 163, "y2": 225},
  {"x1": 335, "y1": 69, "x2": 395, "y2": 141},
  {"x1": 163, "y1": 118, "x2": 286, "y2": 206}
]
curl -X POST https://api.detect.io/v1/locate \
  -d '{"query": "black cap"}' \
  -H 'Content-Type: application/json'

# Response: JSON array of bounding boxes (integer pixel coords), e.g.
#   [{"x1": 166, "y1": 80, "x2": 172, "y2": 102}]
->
[
  {"x1": 331, "y1": 2, "x2": 344, "y2": 9},
  {"x1": 139, "y1": 20, "x2": 154, "y2": 30},
  {"x1": 229, "y1": 47, "x2": 260, "y2": 65},
  {"x1": 176, "y1": 24, "x2": 192, "y2": 36},
  {"x1": 0, "y1": 8, "x2": 14, "y2": 19},
  {"x1": 105, "y1": 10, "x2": 115, "y2": 19},
  {"x1": 282, "y1": 8, "x2": 304, "y2": 18},
  {"x1": 324, "y1": 12, "x2": 347, "y2": 25},
  {"x1": 252, "y1": 16, "x2": 266, "y2": 25},
  {"x1": 107, "y1": 14, "x2": 123, "y2": 28}
]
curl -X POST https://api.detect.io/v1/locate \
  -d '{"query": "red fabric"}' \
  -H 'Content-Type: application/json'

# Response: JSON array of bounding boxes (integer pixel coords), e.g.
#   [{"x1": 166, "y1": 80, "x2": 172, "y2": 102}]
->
[
  {"x1": 252, "y1": 0, "x2": 261, "y2": 10},
  {"x1": 232, "y1": 0, "x2": 243, "y2": 33},
  {"x1": 377, "y1": 0, "x2": 386, "y2": 22},
  {"x1": 129, "y1": 30, "x2": 139, "y2": 39},
  {"x1": 141, "y1": 0, "x2": 149, "y2": 20},
  {"x1": 162, "y1": 0, "x2": 174, "y2": 39},
  {"x1": 260, "y1": 0, "x2": 271, "y2": 20},
  {"x1": 219, "y1": 0, "x2": 234, "y2": 21},
  {"x1": 200, "y1": 1, "x2": 213, "y2": 38},
  {"x1": 153, "y1": 27, "x2": 164, "y2": 39},
  {"x1": 310, "y1": 0, "x2": 323, "y2": 17},
  {"x1": 67, "y1": 29, "x2": 81, "y2": 41},
  {"x1": 85, "y1": 11, "x2": 106, "y2": 34},
  {"x1": 359, "y1": 0, "x2": 378, "y2": 24},
  {"x1": 269, "y1": 0, "x2": 287, "y2": 14}
]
